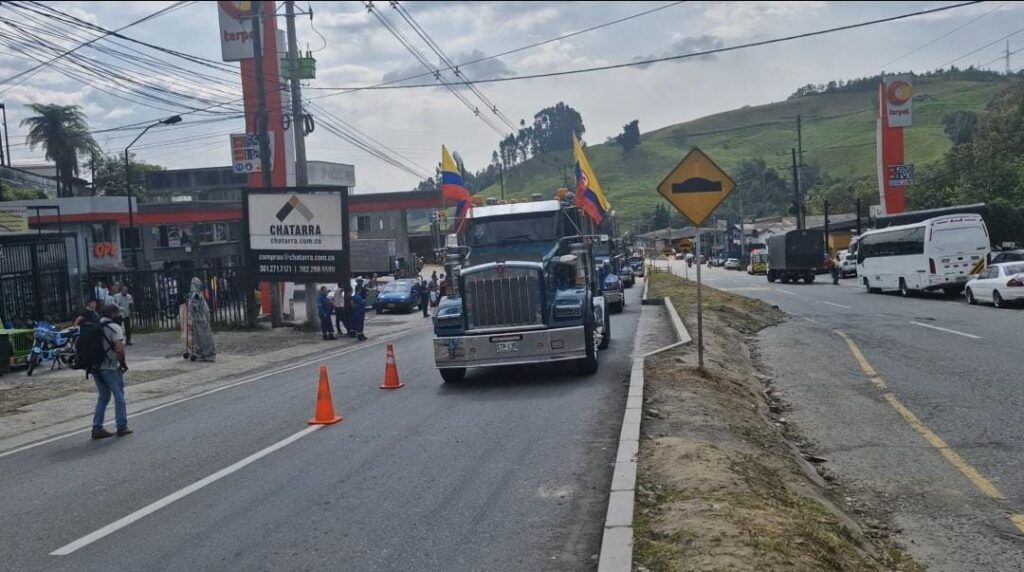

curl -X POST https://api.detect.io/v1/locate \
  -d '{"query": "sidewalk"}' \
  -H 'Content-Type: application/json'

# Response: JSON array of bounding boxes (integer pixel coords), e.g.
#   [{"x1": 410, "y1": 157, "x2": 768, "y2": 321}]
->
[{"x1": 0, "y1": 311, "x2": 426, "y2": 454}]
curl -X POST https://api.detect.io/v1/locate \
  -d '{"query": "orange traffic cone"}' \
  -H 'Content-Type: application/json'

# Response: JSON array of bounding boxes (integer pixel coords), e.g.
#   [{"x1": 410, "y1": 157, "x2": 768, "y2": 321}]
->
[
  {"x1": 380, "y1": 344, "x2": 405, "y2": 390},
  {"x1": 308, "y1": 365, "x2": 342, "y2": 425}
]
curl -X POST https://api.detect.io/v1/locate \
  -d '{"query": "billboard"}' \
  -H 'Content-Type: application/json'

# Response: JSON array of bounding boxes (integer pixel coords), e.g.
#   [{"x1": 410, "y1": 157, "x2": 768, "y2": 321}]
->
[
  {"x1": 218, "y1": 1, "x2": 255, "y2": 61},
  {"x1": 244, "y1": 188, "x2": 350, "y2": 281},
  {"x1": 883, "y1": 75, "x2": 913, "y2": 128},
  {"x1": 0, "y1": 207, "x2": 28, "y2": 234}
]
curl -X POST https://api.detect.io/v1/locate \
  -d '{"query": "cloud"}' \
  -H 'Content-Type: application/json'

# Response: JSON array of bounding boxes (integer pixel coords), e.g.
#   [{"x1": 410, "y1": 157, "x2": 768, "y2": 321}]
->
[
  {"x1": 702, "y1": 1, "x2": 825, "y2": 38},
  {"x1": 631, "y1": 34, "x2": 725, "y2": 68},
  {"x1": 515, "y1": 41, "x2": 607, "y2": 74}
]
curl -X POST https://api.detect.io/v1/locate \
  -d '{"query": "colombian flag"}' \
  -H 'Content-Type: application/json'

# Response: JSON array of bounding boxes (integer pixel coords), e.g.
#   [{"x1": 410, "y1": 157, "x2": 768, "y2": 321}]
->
[
  {"x1": 441, "y1": 145, "x2": 472, "y2": 230},
  {"x1": 573, "y1": 133, "x2": 610, "y2": 225}
]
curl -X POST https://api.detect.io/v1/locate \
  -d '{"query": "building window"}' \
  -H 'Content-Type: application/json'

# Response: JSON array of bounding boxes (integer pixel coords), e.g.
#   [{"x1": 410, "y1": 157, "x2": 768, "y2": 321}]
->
[
  {"x1": 155, "y1": 225, "x2": 192, "y2": 248},
  {"x1": 91, "y1": 223, "x2": 111, "y2": 244},
  {"x1": 357, "y1": 216, "x2": 370, "y2": 232},
  {"x1": 120, "y1": 227, "x2": 141, "y2": 249},
  {"x1": 379, "y1": 218, "x2": 385, "y2": 230}
]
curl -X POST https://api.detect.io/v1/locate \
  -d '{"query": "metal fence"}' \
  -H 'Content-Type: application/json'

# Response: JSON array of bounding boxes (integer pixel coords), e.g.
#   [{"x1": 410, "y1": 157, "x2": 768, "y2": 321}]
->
[
  {"x1": 0, "y1": 238, "x2": 72, "y2": 327},
  {"x1": 87, "y1": 267, "x2": 250, "y2": 331}
]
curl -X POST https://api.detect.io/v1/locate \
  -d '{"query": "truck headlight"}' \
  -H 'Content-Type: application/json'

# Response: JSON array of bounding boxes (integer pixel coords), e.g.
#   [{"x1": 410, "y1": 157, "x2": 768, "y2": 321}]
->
[{"x1": 553, "y1": 303, "x2": 583, "y2": 319}]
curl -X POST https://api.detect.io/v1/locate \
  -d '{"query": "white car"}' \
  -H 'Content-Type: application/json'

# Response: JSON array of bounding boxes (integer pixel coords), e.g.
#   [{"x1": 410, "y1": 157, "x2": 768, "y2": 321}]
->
[
  {"x1": 724, "y1": 258, "x2": 741, "y2": 270},
  {"x1": 965, "y1": 262, "x2": 1024, "y2": 308},
  {"x1": 837, "y1": 250, "x2": 857, "y2": 277}
]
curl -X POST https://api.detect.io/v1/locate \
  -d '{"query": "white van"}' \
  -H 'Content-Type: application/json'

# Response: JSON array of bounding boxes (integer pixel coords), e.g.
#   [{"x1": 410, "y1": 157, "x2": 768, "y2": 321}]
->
[{"x1": 857, "y1": 214, "x2": 990, "y2": 296}]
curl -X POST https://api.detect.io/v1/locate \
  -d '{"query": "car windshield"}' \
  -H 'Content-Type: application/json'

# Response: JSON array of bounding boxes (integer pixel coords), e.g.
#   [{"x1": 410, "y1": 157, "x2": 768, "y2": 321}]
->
[
  {"x1": 383, "y1": 282, "x2": 410, "y2": 293},
  {"x1": 603, "y1": 275, "x2": 620, "y2": 285}
]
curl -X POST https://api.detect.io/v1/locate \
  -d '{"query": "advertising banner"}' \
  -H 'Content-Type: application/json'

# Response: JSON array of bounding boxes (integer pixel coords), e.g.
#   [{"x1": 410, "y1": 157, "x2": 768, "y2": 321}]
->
[
  {"x1": 244, "y1": 188, "x2": 350, "y2": 281},
  {"x1": 883, "y1": 75, "x2": 913, "y2": 128},
  {"x1": 218, "y1": 1, "x2": 255, "y2": 61},
  {"x1": 0, "y1": 207, "x2": 28, "y2": 234}
]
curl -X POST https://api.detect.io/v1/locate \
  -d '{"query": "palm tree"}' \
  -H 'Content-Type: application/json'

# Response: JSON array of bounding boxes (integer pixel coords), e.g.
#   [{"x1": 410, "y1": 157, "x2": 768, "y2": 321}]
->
[{"x1": 20, "y1": 104, "x2": 98, "y2": 197}]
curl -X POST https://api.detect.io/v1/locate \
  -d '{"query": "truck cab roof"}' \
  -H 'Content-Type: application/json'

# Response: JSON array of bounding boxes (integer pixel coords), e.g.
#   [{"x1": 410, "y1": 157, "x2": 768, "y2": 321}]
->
[{"x1": 467, "y1": 200, "x2": 561, "y2": 219}]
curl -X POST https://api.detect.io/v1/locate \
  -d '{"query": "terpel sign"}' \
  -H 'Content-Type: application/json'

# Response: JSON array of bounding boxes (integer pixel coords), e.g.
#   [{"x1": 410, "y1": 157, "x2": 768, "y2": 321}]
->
[
  {"x1": 218, "y1": 1, "x2": 255, "y2": 62},
  {"x1": 884, "y1": 75, "x2": 913, "y2": 128}
]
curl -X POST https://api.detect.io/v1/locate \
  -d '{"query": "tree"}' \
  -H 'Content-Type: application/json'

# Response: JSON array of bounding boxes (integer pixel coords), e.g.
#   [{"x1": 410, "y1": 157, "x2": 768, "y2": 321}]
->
[
  {"x1": 530, "y1": 102, "x2": 585, "y2": 154},
  {"x1": 652, "y1": 203, "x2": 670, "y2": 230},
  {"x1": 92, "y1": 153, "x2": 165, "y2": 198},
  {"x1": 20, "y1": 104, "x2": 98, "y2": 198},
  {"x1": 616, "y1": 119, "x2": 641, "y2": 152},
  {"x1": 942, "y1": 110, "x2": 978, "y2": 146},
  {"x1": 722, "y1": 158, "x2": 791, "y2": 219}
]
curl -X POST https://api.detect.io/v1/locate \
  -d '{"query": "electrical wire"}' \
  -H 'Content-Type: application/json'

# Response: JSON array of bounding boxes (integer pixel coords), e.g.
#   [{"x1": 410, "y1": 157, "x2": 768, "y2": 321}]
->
[
  {"x1": 875, "y1": 1, "x2": 1006, "y2": 72},
  {"x1": 933, "y1": 24, "x2": 1024, "y2": 69},
  {"x1": 314, "y1": 1, "x2": 983, "y2": 94}
]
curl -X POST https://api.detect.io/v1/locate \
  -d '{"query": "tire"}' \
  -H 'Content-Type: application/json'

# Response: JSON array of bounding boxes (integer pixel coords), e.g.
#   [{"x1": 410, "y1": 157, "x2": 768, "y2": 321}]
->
[
  {"x1": 993, "y1": 291, "x2": 1004, "y2": 308},
  {"x1": 899, "y1": 279, "x2": 911, "y2": 298},
  {"x1": 966, "y1": 288, "x2": 977, "y2": 305},
  {"x1": 803, "y1": 273, "x2": 815, "y2": 284},
  {"x1": 576, "y1": 310, "x2": 599, "y2": 375},
  {"x1": 27, "y1": 353, "x2": 39, "y2": 376},
  {"x1": 440, "y1": 367, "x2": 466, "y2": 384},
  {"x1": 864, "y1": 278, "x2": 881, "y2": 294},
  {"x1": 767, "y1": 271, "x2": 777, "y2": 283},
  {"x1": 376, "y1": 306, "x2": 383, "y2": 315},
  {"x1": 599, "y1": 304, "x2": 611, "y2": 350}
]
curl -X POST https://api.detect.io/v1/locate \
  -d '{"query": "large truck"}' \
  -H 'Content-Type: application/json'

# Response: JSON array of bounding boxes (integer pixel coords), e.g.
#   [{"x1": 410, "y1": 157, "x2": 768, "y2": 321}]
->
[
  {"x1": 431, "y1": 199, "x2": 609, "y2": 383},
  {"x1": 766, "y1": 229, "x2": 826, "y2": 284}
]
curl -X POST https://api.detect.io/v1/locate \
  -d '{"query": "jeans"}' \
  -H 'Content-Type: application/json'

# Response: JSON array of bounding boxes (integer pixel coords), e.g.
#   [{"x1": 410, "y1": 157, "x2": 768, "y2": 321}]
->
[
  {"x1": 93, "y1": 369, "x2": 127, "y2": 430},
  {"x1": 320, "y1": 314, "x2": 334, "y2": 336}
]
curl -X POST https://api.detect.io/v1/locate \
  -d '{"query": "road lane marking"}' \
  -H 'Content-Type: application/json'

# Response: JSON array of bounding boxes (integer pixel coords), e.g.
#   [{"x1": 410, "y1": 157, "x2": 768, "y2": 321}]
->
[
  {"x1": 1011, "y1": 514, "x2": 1024, "y2": 535},
  {"x1": 0, "y1": 331, "x2": 412, "y2": 460},
  {"x1": 51, "y1": 425, "x2": 323, "y2": 556},
  {"x1": 835, "y1": 330, "x2": 1004, "y2": 502},
  {"x1": 775, "y1": 289, "x2": 795, "y2": 295},
  {"x1": 818, "y1": 301, "x2": 852, "y2": 309},
  {"x1": 909, "y1": 321, "x2": 981, "y2": 339}
]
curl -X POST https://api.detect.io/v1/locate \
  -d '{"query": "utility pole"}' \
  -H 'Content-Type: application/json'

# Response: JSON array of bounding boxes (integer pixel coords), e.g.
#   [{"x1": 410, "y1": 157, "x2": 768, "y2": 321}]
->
[
  {"x1": 0, "y1": 102, "x2": 10, "y2": 169},
  {"x1": 499, "y1": 160, "x2": 505, "y2": 202},
  {"x1": 791, "y1": 148, "x2": 803, "y2": 230},
  {"x1": 250, "y1": 1, "x2": 283, "y2": 327},
  {"x1": 1007, "y1": 39, "x2": 1012, "y2": 75},
  {"x1": 738, "y1": 187, "x2": 745, "y2": 261},
  {"x1": 285, "y1": 0, "x2": 317, "y2": 328},
  {"x1": 823, "y1": 199, "x2": 830, "y2": 256}
]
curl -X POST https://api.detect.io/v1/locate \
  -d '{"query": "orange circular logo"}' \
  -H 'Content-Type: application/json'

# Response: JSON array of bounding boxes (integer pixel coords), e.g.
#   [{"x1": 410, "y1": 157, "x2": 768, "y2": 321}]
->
[
  {"x1": 219, "y1": 1, "x2": 253, "y2": 20},
  {"x1": 887, "y1": 80, "x2": 913, "y2": 106}
]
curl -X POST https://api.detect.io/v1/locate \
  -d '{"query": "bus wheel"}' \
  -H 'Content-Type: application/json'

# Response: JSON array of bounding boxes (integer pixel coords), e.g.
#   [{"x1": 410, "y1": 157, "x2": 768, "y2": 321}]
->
[{"x1": 899, "y1": 279, "x2": 912, "y2": 297}]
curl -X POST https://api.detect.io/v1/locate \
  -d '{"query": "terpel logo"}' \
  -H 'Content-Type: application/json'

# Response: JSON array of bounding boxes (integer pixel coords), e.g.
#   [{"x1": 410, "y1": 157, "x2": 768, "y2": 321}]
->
[
  {"x1": 886, "y1": 80, "x2": 913, "y2": 106},
  {"x1": 218, "y1": 1, "x2": 251, "y2": 20},
  {"x1": 276, "y1": 195, "x2": 315, "y2": 222}
]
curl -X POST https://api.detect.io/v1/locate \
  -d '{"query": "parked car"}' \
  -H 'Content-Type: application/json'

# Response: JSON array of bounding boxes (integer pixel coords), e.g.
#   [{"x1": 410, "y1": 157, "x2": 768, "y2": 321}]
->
[
  {"x1": 628, "y1": 257, "x2": 645, "y2": 277},
  {"x1": 724, "y1": 258, "x2": 741, "y2": 270},
  {"x1": 619, "y1": 266, "x2": 635, "y2": 288},
  {"x1": 835, "y1": 249, "x2": 857, "y2": 278},
  {"x1": 375, "y1": 280, "x2": 419, "y2": 314},
  {"x1": 965, "y1": 262, "x2": 1024, "y2": 308},
  {"x1": 602, "y1": 273, "x2": 625, "y2": 313},
  {"x1": 989, "y1": 249, "x2": 1024, "y2": 265}
]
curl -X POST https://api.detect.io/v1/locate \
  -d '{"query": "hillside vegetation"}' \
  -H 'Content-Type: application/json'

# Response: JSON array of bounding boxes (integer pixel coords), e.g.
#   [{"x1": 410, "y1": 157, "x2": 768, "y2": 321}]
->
[{"x1": 479, "y1": 76, "x2": 1005, "y2": 227}]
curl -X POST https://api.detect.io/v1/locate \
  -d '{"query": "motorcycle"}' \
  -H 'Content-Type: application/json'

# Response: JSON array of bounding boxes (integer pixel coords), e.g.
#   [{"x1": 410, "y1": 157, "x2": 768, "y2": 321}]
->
[{"x1": 27, "y1": 322, "x2": 80, "y2": 376}]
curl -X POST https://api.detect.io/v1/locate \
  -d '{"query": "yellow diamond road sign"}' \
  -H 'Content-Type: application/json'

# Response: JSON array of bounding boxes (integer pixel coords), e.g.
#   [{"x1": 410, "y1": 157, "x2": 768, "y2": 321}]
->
[{"x1": 657, "y1": 147, "x2": 736, "y2": 227}]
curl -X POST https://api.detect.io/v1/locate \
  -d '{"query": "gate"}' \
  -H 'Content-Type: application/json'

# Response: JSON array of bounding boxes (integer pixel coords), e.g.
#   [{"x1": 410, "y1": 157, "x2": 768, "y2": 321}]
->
[
  {"x1": 0, "y1": 237, "x2": 72, "y2": 326},
  {"x1": 87, "y1": 267, "x2": 249, "y2": 331}
]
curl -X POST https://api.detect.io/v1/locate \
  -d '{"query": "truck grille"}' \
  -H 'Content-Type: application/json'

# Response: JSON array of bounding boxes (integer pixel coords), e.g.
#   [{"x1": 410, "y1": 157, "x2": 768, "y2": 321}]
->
[{"x1": 464, "y1": 267, "x2": 543, "y2": 331}]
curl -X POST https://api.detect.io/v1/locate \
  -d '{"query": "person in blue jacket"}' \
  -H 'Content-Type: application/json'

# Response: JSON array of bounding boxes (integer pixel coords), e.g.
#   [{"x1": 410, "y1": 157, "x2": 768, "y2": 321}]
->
[
  {"x1": 350, "y1": 287, "x2": 368, "y2": 341},
  {"x1": 316, "y1": 286, "x2": 336, "y2": 340}
]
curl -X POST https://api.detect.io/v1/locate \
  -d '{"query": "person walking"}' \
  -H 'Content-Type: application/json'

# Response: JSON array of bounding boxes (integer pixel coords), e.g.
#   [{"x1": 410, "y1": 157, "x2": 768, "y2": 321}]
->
[
  {"x1": 111, "y1": 284, "x2": 134, "y2": 345},
  {"x1": 351, "y1": 287, "x2": 367, "y2": 341},
  {"x1": 317, "y1": 286, "x2": 336, "y2": 340},
  {"x1": 92, "y1": 303, "x2": 131, "y2": 439},
  {"x1": 73, "y1": 298, "x2": 100, "y2": 327},
  {"x1": 420, "y1": 276, "x2": 431, "y2": 318},
  {"x1": 828, "y1": 257, "x2": 841, "y2": 285}
]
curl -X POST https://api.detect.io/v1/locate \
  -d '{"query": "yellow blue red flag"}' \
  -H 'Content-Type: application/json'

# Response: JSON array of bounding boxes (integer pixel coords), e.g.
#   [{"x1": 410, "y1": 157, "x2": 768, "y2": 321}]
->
[
  {"x1": 441, "y1": 145, "x2": 472, "y2": 228},
  {"x1": 572, "y1": 133, "x2": 610, "y2": 225}
]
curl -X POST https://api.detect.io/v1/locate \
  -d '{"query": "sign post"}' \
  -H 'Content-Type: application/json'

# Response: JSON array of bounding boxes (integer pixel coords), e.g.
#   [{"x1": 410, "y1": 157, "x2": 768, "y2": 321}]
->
[{"x1": 657, "y1": 147, "x2": 736, "y2": 371}]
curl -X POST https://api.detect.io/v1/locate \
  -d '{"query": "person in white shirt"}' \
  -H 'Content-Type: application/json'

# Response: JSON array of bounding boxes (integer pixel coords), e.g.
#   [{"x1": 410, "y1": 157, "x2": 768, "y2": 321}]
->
[{"x1": 106, "y1": 283, "x2": 134, "y2": 345}]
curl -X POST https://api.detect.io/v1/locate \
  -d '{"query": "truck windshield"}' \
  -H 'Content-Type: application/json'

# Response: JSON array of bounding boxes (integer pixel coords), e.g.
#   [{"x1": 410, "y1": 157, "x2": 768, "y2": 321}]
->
[{"x1": 467, "y1": 213, "x2": 560, "y2": 264}]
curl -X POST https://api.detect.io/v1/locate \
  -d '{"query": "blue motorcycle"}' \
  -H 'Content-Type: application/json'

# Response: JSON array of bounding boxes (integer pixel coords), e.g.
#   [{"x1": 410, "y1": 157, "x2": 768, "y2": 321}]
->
[{"x1": 27, "y1": 322, "x2": 80, "y2": 376}]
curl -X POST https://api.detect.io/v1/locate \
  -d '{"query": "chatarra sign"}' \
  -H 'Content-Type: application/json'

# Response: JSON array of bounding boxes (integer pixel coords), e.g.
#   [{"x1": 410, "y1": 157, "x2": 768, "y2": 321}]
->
[{"x1": 243, "y1": 188, "x2": 351, "y2": 282}]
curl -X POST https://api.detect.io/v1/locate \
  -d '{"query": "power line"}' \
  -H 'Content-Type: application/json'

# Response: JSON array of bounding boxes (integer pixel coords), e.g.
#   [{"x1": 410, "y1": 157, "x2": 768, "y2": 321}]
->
[
  {"x1": 875, "y1": 1, "x2": 1006, "y2": 72},
  {"x1": 933, "y1": 24, "x2": 1024, "y2": 69},
  {"x1": 314, "y1": 1, "x2": 983, "y2": 95}
]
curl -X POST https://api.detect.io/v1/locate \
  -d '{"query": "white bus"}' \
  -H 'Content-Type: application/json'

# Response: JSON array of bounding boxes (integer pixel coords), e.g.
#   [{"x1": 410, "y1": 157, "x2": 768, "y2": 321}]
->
[{"x1": 857, "y1": 214, "x2": 990, "y2": 296}]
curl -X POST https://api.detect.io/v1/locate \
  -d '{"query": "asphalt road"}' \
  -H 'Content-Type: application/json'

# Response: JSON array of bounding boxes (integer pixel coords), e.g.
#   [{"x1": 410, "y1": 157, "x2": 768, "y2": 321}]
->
[
  {"x1": 0, "y1": 283, "x2": 643, "y2": 571},
  {"x1": 675, "y1": 260, "x2": 1024, "y2": 569}
]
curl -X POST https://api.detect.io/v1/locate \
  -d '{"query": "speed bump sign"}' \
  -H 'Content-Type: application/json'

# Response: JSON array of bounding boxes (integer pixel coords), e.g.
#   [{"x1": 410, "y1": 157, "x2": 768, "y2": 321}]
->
[{"x1": 657, "y1": 147, "x2": 736, "y2": 227}]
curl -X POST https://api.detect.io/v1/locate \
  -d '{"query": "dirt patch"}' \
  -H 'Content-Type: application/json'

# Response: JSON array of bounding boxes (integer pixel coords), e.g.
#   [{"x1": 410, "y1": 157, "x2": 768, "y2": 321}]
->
[
  {"x1": 0, "y1": 369, "x2": 186, "y2": 414},
  {"x1": 634, "y1": 273, "x2": 919, "y2": 571}
]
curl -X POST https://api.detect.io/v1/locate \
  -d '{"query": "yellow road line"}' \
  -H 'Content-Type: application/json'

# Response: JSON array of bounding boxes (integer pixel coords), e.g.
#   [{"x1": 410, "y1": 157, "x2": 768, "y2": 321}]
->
[
  {"x1": 1010, "y1": 514, "x2": 1024, "y2": 535},
  {"x1": 835, "y1": 330, "x2": 1006, "y2": 503}
]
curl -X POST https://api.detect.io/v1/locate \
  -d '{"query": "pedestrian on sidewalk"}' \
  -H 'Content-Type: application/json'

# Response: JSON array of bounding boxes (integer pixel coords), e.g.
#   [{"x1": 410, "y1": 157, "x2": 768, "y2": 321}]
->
[
  {"x1": 332, "y1": 282, "x2": 347, "y2": 336},
  {"x1": 92, "y1": 303, "x2": 131, "y2": 439},
  {"x1": 109, "y1": 284, "x2": 134, "y2": 345},
  {"x1": 828, "y1": 257, "x2": 840, "y2": 285},
  {"x1": 73, "y1": 298, "x2": 100, "y2": 327},
  {"x1": 351, "y1": 287, "x2": 367, "y2": 341},
  {"x1": 317, "y1": 286, "x2": 336, "y2": 340},
  {"x1": 419, "y1": 276, "x2": 431, "y2": 318},
  {"x1": 188, "y1": 277, "x2": 216, "y2": 361}
]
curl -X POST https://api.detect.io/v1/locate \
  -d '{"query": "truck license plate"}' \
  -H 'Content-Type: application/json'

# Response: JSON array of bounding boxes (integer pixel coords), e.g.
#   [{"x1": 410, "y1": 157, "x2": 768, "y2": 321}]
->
[{"x1": 495, "y1": 341, "x2": 519, "y2": 353}]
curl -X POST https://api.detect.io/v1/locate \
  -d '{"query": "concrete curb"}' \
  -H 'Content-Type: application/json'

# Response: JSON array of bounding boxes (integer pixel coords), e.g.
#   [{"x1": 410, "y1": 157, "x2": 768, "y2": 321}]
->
[{"x1": 598, "y1": 294, "x2": 692, "y2": 572}]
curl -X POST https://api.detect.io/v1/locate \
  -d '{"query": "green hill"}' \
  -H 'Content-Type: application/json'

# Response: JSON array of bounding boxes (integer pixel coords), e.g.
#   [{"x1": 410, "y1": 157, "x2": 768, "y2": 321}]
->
[{"x1": 480, "y1": 76, "x2": 1006, "y2": 226}]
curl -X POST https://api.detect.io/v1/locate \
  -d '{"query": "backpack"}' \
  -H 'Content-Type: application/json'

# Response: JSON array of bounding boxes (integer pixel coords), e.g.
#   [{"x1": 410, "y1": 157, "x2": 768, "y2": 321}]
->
[{"x1": 74, "y1": 321, "x2": 112, "y2": 376}]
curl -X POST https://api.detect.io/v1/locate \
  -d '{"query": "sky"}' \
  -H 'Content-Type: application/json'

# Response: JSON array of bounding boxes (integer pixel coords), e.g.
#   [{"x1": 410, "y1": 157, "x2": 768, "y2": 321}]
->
[{"x1": 0, "y1": 1, "x2": 1022, "y2": 194}]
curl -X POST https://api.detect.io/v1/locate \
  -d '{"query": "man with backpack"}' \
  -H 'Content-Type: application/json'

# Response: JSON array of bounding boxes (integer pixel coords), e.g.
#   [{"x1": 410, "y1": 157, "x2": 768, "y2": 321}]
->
[{"x1": 81, "y1": 303, "x2": 131, "y2": 439}]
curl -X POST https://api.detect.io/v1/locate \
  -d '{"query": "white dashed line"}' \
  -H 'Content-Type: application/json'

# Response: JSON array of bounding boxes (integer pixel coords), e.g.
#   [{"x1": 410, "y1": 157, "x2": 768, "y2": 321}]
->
[
  {"x1": 909, "y1": 321, "x2": 981, "y2": 339},
  {"x1": 819, "y1": 301, "x2": 852, "y2": 309}
]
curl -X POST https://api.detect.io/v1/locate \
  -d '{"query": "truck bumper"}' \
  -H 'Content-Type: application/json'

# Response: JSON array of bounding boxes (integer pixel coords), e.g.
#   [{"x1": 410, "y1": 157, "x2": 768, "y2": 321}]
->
[{"x1": 434, "y1": 326, "x2": 587, "y2": 369}]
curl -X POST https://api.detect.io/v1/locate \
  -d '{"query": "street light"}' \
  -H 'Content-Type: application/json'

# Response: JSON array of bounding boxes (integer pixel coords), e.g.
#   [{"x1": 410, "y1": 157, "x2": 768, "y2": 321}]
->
[{"x1": 124, "y1": 115, "x2": 181, "y2": 269}]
